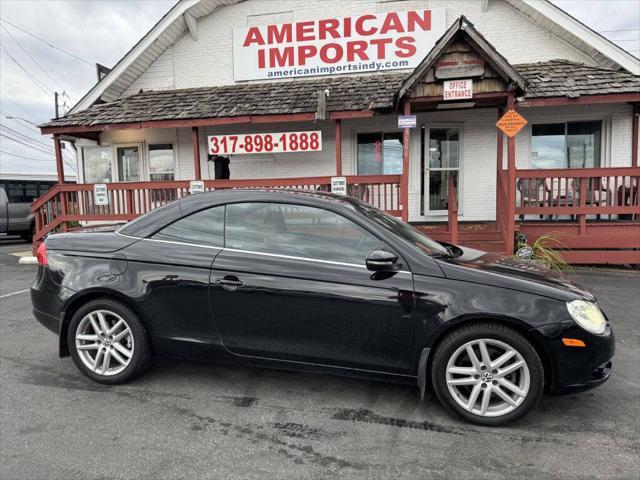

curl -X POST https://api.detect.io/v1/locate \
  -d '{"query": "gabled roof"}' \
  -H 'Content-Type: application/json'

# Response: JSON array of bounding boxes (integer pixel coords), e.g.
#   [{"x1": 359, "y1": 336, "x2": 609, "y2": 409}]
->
[
  {"x1": 68, "y1": 0, "x2": 246, "y2": 114},
  {"x1": 504, "y1": 0, "x2": 639, "y2": 75},
  {"x1": 69, "y1": 0, "x2": 640, "y2": 116},
  {"x1": 397, "y1": 16, "x2": 527, "y2": 102}
]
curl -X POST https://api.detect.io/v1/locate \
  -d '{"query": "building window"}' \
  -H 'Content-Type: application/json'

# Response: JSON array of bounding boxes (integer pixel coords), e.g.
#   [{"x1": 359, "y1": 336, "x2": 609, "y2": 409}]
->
[
  {"x1": 83, "y1": 146, "x2": 112, "y2": 183},
  {"x1": 531, "y1": 121, "x2": 602, "y2": 169},
  {"x1": 357, "y1": 132, "x2": 403, "y2": 175},
  {"x1": 149, "y1": 144, "x2": 175, "y2": 181}
]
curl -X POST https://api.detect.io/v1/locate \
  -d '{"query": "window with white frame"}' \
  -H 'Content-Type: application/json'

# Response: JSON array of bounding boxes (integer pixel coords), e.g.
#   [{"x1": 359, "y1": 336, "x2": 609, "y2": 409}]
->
[
  {"x1": 148, "y1": 143, "x2": 175, "y2": 181},
  {"x1": 357, "y1": 132, "x2": 403, "y2": 175},
  {"x1": 531, "y1": 120, "x2": 602, "y2": 169},
  {"x1": 83, "y1": 146, "x2": 112, "y2": 183}
]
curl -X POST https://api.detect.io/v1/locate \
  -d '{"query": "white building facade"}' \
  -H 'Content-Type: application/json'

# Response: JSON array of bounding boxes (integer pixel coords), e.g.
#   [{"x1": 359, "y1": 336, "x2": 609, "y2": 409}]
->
[{"x1": 38, "y1": 0, "x2": 640, "y2": 263}]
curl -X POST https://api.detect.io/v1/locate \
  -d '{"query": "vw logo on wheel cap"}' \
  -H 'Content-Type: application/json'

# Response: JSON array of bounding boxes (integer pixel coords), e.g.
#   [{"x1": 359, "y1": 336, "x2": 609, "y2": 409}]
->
[{"x1": 481, "y1": 371, "x2": 494, "y2": 382}]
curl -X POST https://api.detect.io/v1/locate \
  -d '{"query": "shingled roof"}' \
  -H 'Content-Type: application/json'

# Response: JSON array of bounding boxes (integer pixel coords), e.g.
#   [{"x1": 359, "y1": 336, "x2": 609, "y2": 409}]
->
[
  {"x1": 41, "y1": 73, "x2": 406, "y2": 128},
  {"x1": 41, "y1": 61, "x2": 639, "y2": 129},
  {"x1": 517, "y1": 60, "x2": 640, "y2": 98}
]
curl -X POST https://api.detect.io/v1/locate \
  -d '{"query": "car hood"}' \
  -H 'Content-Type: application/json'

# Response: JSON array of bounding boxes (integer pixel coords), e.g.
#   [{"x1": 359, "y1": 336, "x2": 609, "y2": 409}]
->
[{"x1": 436, "y1": 246, "x2": 594, "y2": 302}]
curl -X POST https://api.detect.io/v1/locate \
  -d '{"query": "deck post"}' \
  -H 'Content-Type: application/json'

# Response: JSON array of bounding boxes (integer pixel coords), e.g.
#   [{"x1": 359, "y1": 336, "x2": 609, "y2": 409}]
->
[
  {"x1": 54, "y1": 134, "x2": 65, "y2": 184},
  {"x1": 632, "y1": 104, "x2": 639, "y2": 168},
  {"x1": 192, "y1": 126, "x2": 202, "y2": 180},
  {"x1": 335, "y1": 119, "x2": 342, "y2": 176},
  {"x1": 401, "y1": 101, "x2": 411, "y2": 222},
  {"x1": 53, "y1": 134, "x2": 68, "y2": 231},
  {"x1": 496, "y1": 107, "x2": 504, "y2": 229},
  {"x1": 505, "y1": 95, "x2": 517, "y2": 254}
]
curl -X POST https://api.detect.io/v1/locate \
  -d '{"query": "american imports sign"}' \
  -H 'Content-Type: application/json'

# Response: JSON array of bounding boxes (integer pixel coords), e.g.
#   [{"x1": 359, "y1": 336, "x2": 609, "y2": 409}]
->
[{"x1": 232, "y1": 9, "x2": 446, "y2": 81}]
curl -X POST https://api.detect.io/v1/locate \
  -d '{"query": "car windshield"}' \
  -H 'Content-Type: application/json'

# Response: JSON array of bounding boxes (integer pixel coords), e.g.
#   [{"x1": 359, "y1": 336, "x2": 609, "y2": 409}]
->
[{"x1": 353, "y1": 201, "x2": 450, "y2": 257}]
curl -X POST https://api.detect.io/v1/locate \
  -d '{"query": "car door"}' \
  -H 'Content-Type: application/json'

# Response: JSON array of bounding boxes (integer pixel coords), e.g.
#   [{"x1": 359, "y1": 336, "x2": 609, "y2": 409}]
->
[{"x1": 210, "y1": 202, "x2": 415, "y2": 374}]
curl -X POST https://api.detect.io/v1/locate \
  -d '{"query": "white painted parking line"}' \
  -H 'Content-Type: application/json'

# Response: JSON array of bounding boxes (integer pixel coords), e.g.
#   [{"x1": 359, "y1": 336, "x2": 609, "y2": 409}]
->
[
  {"x1": 0, "y1": 289, "x2": 29, "y2": 299},
  {"x1": 18, "y1": 256, "x2": 37, "y2": 265}
]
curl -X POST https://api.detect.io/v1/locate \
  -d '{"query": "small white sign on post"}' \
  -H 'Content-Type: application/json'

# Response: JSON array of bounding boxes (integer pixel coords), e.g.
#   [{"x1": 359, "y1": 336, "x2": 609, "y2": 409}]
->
[
  {"x1": 93, "y1": 184, "x2": 109, "y2": 206},
  {"x1": 189, "y1": 180, "x2": 205, "y2": 194},
  {"x1": 398, "y1": 115, "x2": 417, "y2": 129},
  {"x1": 331, "y1": 177, "x2": 347, "y2": 196},
  {"x1": 443, "y1": 79, "x2": 473, "y2": 100}
]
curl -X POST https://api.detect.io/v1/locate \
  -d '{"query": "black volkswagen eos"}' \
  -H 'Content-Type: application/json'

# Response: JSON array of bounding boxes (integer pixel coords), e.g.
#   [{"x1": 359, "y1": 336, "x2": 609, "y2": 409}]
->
[{"x1": 31, "y1": 189, "x2": 614, "y2": 425}]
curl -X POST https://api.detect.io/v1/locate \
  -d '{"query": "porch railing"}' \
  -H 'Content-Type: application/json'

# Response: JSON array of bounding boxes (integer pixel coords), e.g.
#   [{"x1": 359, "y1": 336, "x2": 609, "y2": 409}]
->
[
  {"x1": 514, "y1": 167, "x2": 640, "y2": 226},
  {"x1": 31, "y1": 174, "x2": 402, "y2": 247}
]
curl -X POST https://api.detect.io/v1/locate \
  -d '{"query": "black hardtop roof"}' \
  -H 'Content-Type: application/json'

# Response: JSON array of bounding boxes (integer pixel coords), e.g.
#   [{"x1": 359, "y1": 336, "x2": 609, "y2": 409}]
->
[{"x1": 118, "y1": 188, "x2": 362, "y2": 238}]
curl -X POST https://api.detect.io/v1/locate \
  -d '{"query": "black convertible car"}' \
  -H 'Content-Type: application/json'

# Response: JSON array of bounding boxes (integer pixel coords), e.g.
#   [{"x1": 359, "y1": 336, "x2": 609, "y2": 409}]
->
[{"x1": 31, "y1": 189, "x2": 614, "y2": 425}]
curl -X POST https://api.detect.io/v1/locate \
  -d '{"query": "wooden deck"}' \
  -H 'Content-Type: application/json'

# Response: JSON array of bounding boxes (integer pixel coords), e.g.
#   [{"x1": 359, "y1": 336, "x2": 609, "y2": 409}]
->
[{"x1": 30, "y1": 166, "x2": 639, "y2": 265}]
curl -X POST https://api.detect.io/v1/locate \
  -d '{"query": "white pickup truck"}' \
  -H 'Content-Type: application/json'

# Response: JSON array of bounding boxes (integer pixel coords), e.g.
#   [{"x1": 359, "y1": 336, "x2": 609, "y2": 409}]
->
[{"x1": 0, "y1": 187, "x2": 34, "y2": 242}]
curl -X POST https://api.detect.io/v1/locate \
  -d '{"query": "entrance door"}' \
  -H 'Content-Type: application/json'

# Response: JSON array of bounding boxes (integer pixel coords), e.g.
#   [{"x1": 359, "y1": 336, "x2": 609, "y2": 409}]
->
[
  {"x1": 116, "y1": 146, "x2": 141, "y2": 182},
  {"x1": 424, "y1": 127, "x2": 460, "y2": 213}
]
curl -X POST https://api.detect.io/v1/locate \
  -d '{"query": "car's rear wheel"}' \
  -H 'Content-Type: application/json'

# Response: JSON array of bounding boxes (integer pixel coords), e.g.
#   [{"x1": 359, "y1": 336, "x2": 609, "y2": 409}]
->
[
  {"x1": 431, "y1": 323, "x2": 544, "y2": 426},
  {"x1": 67, "y1": 299, "x2": 151, "y2": 384}
]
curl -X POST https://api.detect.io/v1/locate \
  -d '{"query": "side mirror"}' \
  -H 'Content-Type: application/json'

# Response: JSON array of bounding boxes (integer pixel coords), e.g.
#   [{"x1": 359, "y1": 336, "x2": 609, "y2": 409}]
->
[{"x1": 366, "y1": 250, "x2": 399, "y2": 272}]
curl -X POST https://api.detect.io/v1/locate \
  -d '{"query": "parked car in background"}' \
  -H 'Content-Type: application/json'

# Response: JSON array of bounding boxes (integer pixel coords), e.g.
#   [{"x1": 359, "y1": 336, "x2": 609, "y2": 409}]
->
[
  {"x1": 0, "y1": 187, "x2": 34, "y2": 242},
  {"x1": 30, "y1": 189, "x2": 614, "y2": 425}
]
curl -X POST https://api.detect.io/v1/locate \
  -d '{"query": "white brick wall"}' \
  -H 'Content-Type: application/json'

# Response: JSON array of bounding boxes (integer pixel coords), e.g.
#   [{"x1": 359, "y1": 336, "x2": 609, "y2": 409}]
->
[{"x1": 129, "y1": 0, "x2": 596, "y2": 92}]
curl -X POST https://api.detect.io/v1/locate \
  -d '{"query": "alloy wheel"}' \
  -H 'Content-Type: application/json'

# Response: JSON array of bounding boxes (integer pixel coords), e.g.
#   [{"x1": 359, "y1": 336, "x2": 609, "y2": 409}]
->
[
  {"x1": 445, "y1": 338, "x2": 530, "y2": 417},
  {"x1": 75, "y1": 310, "x2": 135, "y2": 376}
]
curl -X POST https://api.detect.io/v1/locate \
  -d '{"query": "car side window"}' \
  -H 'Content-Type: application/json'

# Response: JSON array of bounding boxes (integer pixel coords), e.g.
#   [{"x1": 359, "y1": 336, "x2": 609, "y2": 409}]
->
[
  {"x1": 152, "y1": 206, "x2": 224, "y2": 247},
  {"x1": 225, "y1": 202, "x2": 386, "y2": 264}
]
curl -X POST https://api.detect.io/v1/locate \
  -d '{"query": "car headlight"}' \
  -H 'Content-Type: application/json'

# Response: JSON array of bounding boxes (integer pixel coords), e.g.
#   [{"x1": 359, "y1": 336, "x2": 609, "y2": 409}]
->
[{"x1": 566, "y1": 300, "x2": 607, "y2": 334}]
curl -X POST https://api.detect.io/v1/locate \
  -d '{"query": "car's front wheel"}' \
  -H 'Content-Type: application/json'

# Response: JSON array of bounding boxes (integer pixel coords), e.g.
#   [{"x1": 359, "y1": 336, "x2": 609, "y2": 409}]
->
[
  {"x1": 67, "y1": 298, "x2": 151, "y2": 384},
  {"x1": 431, "y1": 323, "x2": 544, "y2": 426}
]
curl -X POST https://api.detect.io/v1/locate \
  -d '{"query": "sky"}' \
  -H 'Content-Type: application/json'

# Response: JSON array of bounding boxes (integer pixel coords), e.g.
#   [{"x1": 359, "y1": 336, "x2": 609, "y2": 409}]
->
[{"x1": 0, "y1": 0, "x2": 638, "y2": 176}]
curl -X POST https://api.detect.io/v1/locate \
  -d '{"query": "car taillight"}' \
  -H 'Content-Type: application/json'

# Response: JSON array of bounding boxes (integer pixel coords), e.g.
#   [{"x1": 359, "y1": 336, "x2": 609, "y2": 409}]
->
[{"x1": 36, "y1": 242, "x2": 48, "y2": 267}]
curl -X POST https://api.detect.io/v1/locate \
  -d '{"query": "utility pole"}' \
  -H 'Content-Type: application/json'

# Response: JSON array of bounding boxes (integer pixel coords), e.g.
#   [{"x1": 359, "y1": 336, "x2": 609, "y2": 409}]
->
[{"x1": 54, "y1": 91, "x2": 59, "y2": 119}]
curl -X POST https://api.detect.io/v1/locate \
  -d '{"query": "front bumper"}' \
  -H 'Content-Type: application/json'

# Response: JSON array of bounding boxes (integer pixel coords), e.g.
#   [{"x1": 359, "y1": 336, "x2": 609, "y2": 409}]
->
[{"x1": 533, "y1": 322, "x2": 615, "y2": 395}]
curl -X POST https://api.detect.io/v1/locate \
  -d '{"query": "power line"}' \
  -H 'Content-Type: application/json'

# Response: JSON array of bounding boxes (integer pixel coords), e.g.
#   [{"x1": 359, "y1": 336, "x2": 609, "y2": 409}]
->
[
  {"x1": 598, "y1": 28, "x2": 640, "y2": 33},
  {"x1": 0, "y1": 124, "x2": 55, "y2": 150},
  {"x1": 0, "y1": 45, "x2": 53, "y2": 97},
  {"x1": 0, "y1": 18, "x2": 93, "y2": 67},
  {"x1": 0, "y1": 149, "x2": 53, "y2": 161},
  {"x1": 1, "y1": 132, "x2": 55, "y2": 155},
  {"x1": 0, "y1": 24, "x2": 67, "y2": 94},
  {"x1": 0, "y1": 95, "x2": 45, "y2": 123},
  {"x1": 0, "y1": 139, "x2": 76, "y2": 171}
]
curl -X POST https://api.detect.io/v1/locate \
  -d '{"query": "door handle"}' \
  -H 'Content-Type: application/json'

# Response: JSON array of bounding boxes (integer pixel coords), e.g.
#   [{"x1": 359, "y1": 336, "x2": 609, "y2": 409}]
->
[{"x1": 215, "y1": 276, "x2": 244, "y2": 290}]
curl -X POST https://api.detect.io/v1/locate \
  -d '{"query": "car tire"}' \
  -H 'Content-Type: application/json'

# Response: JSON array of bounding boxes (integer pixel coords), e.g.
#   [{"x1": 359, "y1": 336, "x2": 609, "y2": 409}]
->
[
  {"x1": 67, "y1": 298, "x2": 152, "y2": 385},
  {"x1": 431, "y1": 322, "x2": 544, "y2": 426}
]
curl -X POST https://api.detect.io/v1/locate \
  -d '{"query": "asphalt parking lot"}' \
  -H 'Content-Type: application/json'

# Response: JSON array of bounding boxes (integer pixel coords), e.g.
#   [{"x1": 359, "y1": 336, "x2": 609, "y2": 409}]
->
[{"x1": 0, "y1": 238, "x2": 638, "y2": 480}]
